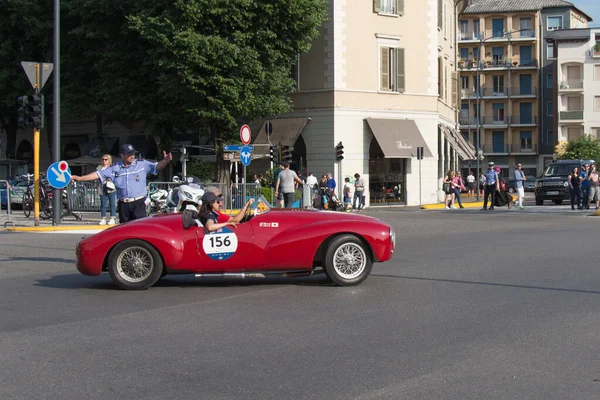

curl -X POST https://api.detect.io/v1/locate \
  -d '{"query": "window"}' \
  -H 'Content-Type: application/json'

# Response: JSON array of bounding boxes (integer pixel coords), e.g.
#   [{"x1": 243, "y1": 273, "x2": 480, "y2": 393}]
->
[
  {"x1": 492, "y1": 19, "x2": 504, "y2": 37},
  {"x1": 547, "y1": 101, "x2": 553, "y2": 116},
  {"x1": 473, "y1": 104, "x2": 479, "y2": 118},
  {"x1": 595, "y1": 65, "x2": 600, "y2": 81},
  {"x1": 461, "y1": 76, "x2": 469, "y2": 90},
  {"x1": 380, "y1": 46, "x2": 405, "y2": 92},
  {"x1": 591, "y1": 128, "x2": 600, "y2": 138},
  {"x1": 545, "y1": 130, "x2": 553, "y2": 144},
  {"x1": 460, "y1": 48, "x2": 469, "y2": 61},
  {"x1": 547, "y1": 16, "x2": 562, "y2": 31},
  {"x1": 373, "y1": 0, "x2": 404, "y2": 15},
  {"x1": 595, "y1": 96, "x2": 600, "y2": 112},
  {"x1": 520, "y1": 131, "x2": 532, "y2": 150},
  {"x1": 493, "y1": 75, "x2": 504, "y2": 94},
  {"x1": 437, "y1": 0, "x2": 442, "y2": 29},
  {"x1": 492, "y1": 103, "x2": 505, "y2": 122},
  {"x1": 473, "y1": 20, "x2": 480, "y2": 39},
  {"x1": 462, "y1": 131, "x2": 470, "y2": 142},
  {"x1": 460, "y1": 20, "x2": 468, "y2": 39},
  {"x1": 492, "y1": 47, "x2": 504, "y2": 64},
  {"x1": 546, "y1": 73, "x2": 553, "y2": 89},
  {"x1": 547, "y1": 43, "x2": 554, "y2": 59}
]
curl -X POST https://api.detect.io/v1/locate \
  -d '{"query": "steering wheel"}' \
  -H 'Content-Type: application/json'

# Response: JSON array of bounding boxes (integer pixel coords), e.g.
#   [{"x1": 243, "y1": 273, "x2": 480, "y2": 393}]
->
[{"x1": 243, "y1": 199, "x2": 254, "y2": 222}]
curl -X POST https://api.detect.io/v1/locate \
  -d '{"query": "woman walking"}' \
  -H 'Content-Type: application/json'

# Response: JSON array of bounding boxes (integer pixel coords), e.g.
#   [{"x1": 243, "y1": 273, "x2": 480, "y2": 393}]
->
[
  {"x1": 452, "y1": 171, "x2": 466, "y2": 209},
  {"x1": 96, "y1": 154, "x2": 116, "y2": 225},
  {"x1": 443, "y1": 170, "x2": 455, "y2": 209},
  {"x1": 568, "y1": 166, "x2": 582, "y2": 210},
  {"x1": 493, "y1": 166, "x2": 512, "y2": 209}
]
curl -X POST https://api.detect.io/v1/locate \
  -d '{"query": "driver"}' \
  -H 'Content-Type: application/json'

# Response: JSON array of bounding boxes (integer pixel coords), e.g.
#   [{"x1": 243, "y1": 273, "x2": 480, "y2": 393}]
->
[
  {"x1": 201, "y1": 189, "x2": 254, "y2": 224},
  {"x1": 198, "y1": 192, "x2": 239, "y2": 232}
]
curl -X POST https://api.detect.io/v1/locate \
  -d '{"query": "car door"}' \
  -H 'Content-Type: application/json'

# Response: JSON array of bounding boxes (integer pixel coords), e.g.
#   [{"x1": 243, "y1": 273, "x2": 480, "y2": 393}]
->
[{"x1": 194, "y1": 221, "x2": 255, "y2": 272}]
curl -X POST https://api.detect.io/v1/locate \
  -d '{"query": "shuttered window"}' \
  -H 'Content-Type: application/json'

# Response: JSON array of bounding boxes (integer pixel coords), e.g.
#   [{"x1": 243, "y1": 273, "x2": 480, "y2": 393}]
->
[
  {"x1": 373, "y1": 0, "x2": 381, "y2": 13},
  {"x1": 595, "y1": 96, "x2": 600, "y2": 112},
  {"x1": 451, "y1": 71, "x2": 458, "y2": 109},
  {"x1": 380, "y1": 47, "x2": 405, "y2": 93},
  {"x1": 374, "y1": 0, "x2": 403, "y2": 15},
  {"x1": 438, "y1": 0, "x2": 443, "y2": 30}
]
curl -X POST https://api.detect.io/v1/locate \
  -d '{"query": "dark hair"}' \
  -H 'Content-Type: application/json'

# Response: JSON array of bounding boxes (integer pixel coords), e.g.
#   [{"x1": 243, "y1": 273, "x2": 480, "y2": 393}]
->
[
  {"x1": 345, "y1": 177, "x2": 350, "y2": 182},
  {"x1": 281, "y1": 162, "x2": 290, "y2": 168},
  {"x1": 198, "y1": 199, "x2": 215, "y2": 220},
  {"x1": 354, "y1": 173, "x2": 360, "y2": 178}
]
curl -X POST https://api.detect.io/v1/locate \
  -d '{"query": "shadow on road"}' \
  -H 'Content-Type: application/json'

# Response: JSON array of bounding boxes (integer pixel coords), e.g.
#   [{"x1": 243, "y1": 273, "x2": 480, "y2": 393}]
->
[
  {"x1": 9, "y1": 256, "x2": 75, "y2": 264},
  {"x1": 373, "y1": 274, "x2": 600, "y2": 295}
]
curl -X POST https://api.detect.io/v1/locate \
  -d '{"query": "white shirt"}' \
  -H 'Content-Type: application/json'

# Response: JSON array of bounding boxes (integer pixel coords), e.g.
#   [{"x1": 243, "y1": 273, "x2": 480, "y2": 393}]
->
[
  {"x1": 466, "y1": 174, "x2": 475, "y2": 183},
  {"x1": 306, "y1": 175, "x2": 318, "y2": 187}
]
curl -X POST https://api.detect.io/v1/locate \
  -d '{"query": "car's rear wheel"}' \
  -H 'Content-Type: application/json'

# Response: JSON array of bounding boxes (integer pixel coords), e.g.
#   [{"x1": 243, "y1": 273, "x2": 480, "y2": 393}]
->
[
  {"x1": 324, "y1": 234, "x2": 372, "y2": 286},
  {"x1": 535, "y1": 197, "x2": 544, "y2": 205},
  {"x1": 107, "y1": 240, "x2": 163, "y2": 290}
]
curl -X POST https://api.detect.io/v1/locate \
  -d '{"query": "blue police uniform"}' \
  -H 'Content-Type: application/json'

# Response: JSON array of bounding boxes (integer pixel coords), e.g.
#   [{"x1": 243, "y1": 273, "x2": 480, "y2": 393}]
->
[
  {"x1": 97, "y1": 159, "x2": 158, "y2": 222},
  {"x1": 482, "y1": 168, "x2": 499, "y2": 210}
]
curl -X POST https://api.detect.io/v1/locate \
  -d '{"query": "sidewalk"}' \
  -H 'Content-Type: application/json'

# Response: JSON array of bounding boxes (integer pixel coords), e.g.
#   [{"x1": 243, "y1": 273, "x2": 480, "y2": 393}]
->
[{"x1": 421, "y1": 194, "x2": 517, "y2": 210}]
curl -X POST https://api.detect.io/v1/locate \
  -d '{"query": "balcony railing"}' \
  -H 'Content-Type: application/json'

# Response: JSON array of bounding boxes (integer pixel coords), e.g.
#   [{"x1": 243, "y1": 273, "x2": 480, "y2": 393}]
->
[
  {"x1": 459, "y1": 116, "x2": 480, "y2": 125},
  {"x1": 483, "y1": 144, "x2": 508, "y2": 153},
  {"x1": 511, "y1": 29, "x2": 536, "y2": 39},
  {"x1": 510, "y1": 86, "x2": 537, "y2": 96},
  {"x1": 458, "y1": 59, "x2": 479, "y2": 69},
  {"x1": 512, "y1": 59, "x2": 538, "y2": 68},
  {"x1": 460, "y1": 88, "x2": 479, "y2": 98},
  {"x1": 481, "y1": 88, "x2": 508, "y2": 97},
  {"x1": 459, "y1": 32, "x2": 481, "y2": 41},
  {"x1": 510, "y1": 144, "x2": 537, "y2": 153},
  {"x1": 559, "y1": 110, "x2": 584, "y2": 120},
  {"x1": 481, "y1": 59, "x2": 511, "y2": 69},
  {"x1": 559, "y1": 79, "x2": 583, "y2": 90},
  {"x1": 510, "y1": 115, "x2": 537, "y2": 125},
  {"x1": 482, "y1": 116, "x2": 508, "y2": 125}
]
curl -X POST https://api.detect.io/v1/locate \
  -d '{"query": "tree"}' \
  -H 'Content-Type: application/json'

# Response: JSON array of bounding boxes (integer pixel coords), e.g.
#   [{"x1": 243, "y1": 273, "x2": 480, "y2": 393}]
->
[
  {"x1": 0, "y1": 0, "x2": 52, "y2": 159},
  {"x1": 127, "y1": 0, "x2": 328, "y2": 182},
  {"x1": 556, "y1": 134, "x2": 600, "y2": 162}
]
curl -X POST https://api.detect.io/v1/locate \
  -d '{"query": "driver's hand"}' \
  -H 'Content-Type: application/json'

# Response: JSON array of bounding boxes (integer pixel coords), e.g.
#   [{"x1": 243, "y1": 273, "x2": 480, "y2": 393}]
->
[
  {"x1": 248, "y1": 198, "x2": 255, "y2": 205},
  {"x1": 228, "y1": 222, "x2": 237, "y2": 228}
]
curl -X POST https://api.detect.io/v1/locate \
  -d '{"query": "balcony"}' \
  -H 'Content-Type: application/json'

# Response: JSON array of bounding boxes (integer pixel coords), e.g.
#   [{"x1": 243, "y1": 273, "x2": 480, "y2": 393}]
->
[
  {"x1": 482, "y1": 116, "x2": 508, "y2": 127},
  {"x1": 482, "y1": 144, "x2": 509, "y2": 154},
  {"x1": 510, "y1": 29, "x2": 536, "y2": 40},
  {"x1": 593, "y1": 44, "x2": 600, "y2": 58},
  {"x1": 510, "y1": 115, "x2": 537, "y2": 126},
  {"x1": 558, "y1": 79, "x2": 583, "y2": 91},
  {"x1": 459, "y1": 116, "x2": 480, "y2": 127},
  {"x1": 481, "y1": 59, "x2": 511, "y2": 70},
  {"x1": 511, "y1": 59, "x2": 538, "y2": 69},
  {"x1": 459, "y1": 32, "x2": 481, "y2": 42},
  {"x1": 458, "y1": 59, "x2": 479, "y2": 70},
  {"x1": 559, "y1": 110, "x2": 584, "y2": 121},
  {"x1": 460, "y1": 88, "x2": 479, "y2": 99},
  {"x1": 510, "y1": 86, "x2": 537, "y2": 97},
  {"x1": 481, "y1": 88, "x2": 508, "y2": 98},
  {"x1": 509, "y1": 144, "x2": 537, "y2": 154}
]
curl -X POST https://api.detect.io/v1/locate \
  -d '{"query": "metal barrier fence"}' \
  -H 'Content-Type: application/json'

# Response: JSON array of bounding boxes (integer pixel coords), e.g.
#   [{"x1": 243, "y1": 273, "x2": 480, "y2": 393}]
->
[
  {"x1": 68, "y1": 182, "x2": 102, "y2": 212},
  {"x1": 0, "y1": 180, "x2": 15, "y2": 227}
]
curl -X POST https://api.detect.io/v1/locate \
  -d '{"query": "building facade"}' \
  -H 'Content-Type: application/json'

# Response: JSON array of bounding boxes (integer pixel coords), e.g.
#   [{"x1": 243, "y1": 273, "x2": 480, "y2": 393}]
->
[
  {"x1": 254, "y1": 0, "x2": 473, "y2": 206},
  {"x1": 548, "y1": 28, "x2": 600, "y2": 144},
  {"x1": 457, "y1": 0, "x2": 591, "y2": 179}
]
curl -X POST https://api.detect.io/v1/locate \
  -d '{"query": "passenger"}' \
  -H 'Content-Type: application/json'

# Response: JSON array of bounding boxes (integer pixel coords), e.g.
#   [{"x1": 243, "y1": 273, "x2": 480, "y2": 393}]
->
[
  {"x1": 198, "y1": 192, "x2": 238, "y2": 232},
  {"x1": 201, "y1": 188, "x2": 254, "y2": 224}
]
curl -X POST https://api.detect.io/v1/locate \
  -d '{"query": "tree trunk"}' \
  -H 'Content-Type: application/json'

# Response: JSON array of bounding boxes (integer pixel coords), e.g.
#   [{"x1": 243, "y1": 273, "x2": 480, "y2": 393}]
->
[{"x1": 211, "y1": 123, "x2": 230, "y2": 184}]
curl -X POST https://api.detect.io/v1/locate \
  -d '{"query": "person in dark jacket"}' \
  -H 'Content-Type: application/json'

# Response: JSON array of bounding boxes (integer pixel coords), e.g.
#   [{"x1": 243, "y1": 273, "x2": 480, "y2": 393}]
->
[{"x1": 493, "y1": 166, "x2": 512, "y2": 209}]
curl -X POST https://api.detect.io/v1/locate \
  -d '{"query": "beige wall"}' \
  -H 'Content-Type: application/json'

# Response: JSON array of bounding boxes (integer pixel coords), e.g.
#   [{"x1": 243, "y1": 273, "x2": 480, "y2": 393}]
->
[{"x1": 298, "y1": 25, "x2": 328, "y2": 91}]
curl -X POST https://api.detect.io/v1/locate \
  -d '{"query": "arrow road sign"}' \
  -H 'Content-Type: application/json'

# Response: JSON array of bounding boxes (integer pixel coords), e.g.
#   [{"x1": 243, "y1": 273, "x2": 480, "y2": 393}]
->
[
  {"x1": 239, "y1": 145, "x2": 252, "y2": 167},
  {"x1": 47, "y1": 161, "x2": 71, "y2": 189},
  {"x1": 224, "y1": 145, "x2": 254, "y2": 152},
  {"x1": 223, "y1": 153, "x2": 254, "y2": 161}
]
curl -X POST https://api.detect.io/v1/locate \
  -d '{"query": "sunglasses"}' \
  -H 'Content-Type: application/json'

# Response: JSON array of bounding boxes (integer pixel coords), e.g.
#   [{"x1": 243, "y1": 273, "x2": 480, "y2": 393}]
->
[{"x1": 102, "y1": 159, "x2": 109, "y2": 161}]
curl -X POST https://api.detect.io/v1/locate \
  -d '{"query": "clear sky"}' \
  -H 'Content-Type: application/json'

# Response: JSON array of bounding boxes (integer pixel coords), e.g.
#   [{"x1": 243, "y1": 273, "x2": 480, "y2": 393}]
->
[{"x1": 574, "y1": 0, "x2": 600, "y2": 26}]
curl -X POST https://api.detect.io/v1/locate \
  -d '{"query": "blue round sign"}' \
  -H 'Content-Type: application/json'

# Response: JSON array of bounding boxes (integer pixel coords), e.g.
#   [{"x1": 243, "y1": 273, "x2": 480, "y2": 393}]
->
[
  {"x1": 239, "y1": 145, "x2": 252, "y2": 167},
  {"x1": 201, "y1": 227, "x2": 239, "y2": 260},
  {"x1": 46, "y1": 161, "x2": 72, "y2": 189}
]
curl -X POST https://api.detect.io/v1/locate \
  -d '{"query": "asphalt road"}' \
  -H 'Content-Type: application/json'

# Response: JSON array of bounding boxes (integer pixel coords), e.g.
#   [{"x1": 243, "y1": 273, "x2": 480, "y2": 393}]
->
[{"x1": 1, "y1": 209, "x2": 600, "y2": 400}]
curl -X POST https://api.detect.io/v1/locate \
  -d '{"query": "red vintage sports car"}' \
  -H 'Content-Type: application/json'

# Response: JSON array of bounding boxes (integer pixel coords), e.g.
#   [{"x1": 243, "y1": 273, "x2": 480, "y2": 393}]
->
[{"x1": 76, "y1": 197, "x2": 395, "y2": 290}]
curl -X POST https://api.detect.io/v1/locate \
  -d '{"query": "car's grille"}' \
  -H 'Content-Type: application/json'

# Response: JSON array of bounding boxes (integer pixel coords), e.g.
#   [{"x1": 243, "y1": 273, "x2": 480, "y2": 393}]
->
[{"x1": 540, "y1": 181, "x2": 566, "y2": 187}]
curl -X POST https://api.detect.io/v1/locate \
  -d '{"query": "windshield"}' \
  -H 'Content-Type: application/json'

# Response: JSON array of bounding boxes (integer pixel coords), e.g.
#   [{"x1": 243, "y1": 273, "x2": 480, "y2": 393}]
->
[
  {"x1": 543, "y1": 164, "x2": 578, "y2": 177},
  {"x1": 254, "y1": 195, "x2": 271, "y2": 215}
]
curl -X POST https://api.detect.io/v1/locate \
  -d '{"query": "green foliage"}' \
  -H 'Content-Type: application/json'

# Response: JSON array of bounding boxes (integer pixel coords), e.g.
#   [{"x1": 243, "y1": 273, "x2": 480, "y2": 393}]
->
[
  {"x1": 186, "y1": 159, "x2": 216, "y2": 182},
  {"x1": 557, "y1": 135, "x2": 600, "y2": 162}
]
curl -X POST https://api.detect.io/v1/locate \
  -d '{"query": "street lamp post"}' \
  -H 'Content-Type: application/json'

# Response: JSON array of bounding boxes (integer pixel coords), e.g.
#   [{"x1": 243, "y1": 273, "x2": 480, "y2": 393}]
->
[{"x1": 474, "y1": 28, "x2": 530, "y2": 201}]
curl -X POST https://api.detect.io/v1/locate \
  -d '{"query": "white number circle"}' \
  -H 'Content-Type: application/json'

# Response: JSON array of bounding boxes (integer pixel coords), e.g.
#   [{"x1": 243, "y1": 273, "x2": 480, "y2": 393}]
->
[{"x1": 202, "y1": 227, "x2": 239, "y2": 260}]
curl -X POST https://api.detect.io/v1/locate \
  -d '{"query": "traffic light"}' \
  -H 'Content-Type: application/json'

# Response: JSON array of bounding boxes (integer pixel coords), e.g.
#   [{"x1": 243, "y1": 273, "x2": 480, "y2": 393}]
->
[
  {"x1": 282, "y1": 145, "x2": 293, "y2": 163},
  {"x1": 270, "y1": 145, "x2": 276, "y2": 163},
  {"x1": 27, "y1": 94, "x2": 43, "y2": 129},
  {"x1": 336, "y1": 142, "x2": 344, "y2": 161},
  {"x1": 17, "y1": 95, "x2": 29, "y2": 128}
]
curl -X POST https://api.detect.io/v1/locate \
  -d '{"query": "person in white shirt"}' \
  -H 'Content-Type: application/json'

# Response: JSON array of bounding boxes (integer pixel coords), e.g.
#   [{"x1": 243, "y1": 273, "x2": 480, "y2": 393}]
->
[
  {"x1": 466, "y1": 171, "x2": 476, "y2": 198},
  {"x1": 343, "y1": 177, "x2": 353, "y2": 211},
  {"x1": 305, "y1": 172, "x2": 318, "y2": 189}
]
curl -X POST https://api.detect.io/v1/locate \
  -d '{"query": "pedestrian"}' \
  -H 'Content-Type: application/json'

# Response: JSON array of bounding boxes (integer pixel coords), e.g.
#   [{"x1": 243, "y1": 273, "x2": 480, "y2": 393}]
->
[
  {"x1": 513, "y1": 163, "x2": 526, "y2": 210},
  {"x1": 589, "y1": 164, "x2": 600, "y2": 210},
  {"x1": 319, "y1": 174, "x2": 329, "y2": 209},
  {"x1": 272, "y1": 163, "x2": 284, "y2": 208},
  {"x1": 568, "y1": 166, "x2": 582, "y2": 210},
  {"x1": 343, "y1": 177, "x2": 352, "y2": 211},
  {"x1": 306, "y1": 172, "x2": 318, "y2": 189},
  {"x1": 71, "y1": 144, "x2": 172, "y2": 222},
  {"x1": 275, "y1": 162, "x2": 304, "y2": 208},
  {"x1": 96, "y1": 154, "x2": 117, "y2": 225},
  {"x1": 326, "y1": 172, "x2": 336, "y2": 199},
  {"x1": 479, "y1": 173, "x2": 486, "y2": 198},
  {"x1": 581, "y1": 163, "x2": 590, "y2": 210},
  {"x1": 466, "y1": 171, "x2": 476, "y2": 197},
  {"x1": 443, "y1": 170, "x2": 455, "y2": 209},
  {"x1": 452, "y1": 171, "x2": 466, "y2": 209},
  {"x1": 353, "y1": 173, "x2": 365, "y2": 210},
  {"x1": 494, "y1": 166, "x2": 512, "y2": 209},
  {"x1": 481, "y1": 162, "x2": 499, "y2": 211}
]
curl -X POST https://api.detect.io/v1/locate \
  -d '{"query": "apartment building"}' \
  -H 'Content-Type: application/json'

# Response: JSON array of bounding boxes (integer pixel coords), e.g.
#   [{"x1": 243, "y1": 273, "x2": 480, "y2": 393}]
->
[
  {"x1": 458, "y1": 0, "x2": 591, "y2": 178},
  {"x1": 547, "y1": 28, "x2": 600, "y2": 144},
  {"x1": 255, "y1": 0, "x2": 473, "y2": 206}
]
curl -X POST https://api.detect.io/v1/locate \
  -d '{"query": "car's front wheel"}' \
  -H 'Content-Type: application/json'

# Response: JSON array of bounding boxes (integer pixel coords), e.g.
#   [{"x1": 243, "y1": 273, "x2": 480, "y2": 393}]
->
[
  {"x1": 553, "y1": 199, "x2": 563, "y2": 205},
  {"x1": 535, "y1": 197, "x2": 544, "y2": 205},
  {"x1": 324, "y1": 235, "x2": 372, "y2": 286},
  {"x1": 107, "y1": 240, "x2": 163, "y2": 290}
]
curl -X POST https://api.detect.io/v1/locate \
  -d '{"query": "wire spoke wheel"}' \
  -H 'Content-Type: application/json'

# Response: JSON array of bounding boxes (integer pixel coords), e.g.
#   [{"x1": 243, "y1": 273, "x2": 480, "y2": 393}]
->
[
  {"x1": 332, "y1": 243, "x2": 367, "y2": 280},
  {"x1": 116, "y1": 246, "x2": 154, "y2": 283},
  {"x1": 23, "y1": 193, "x2": 32, "y2": 218}
]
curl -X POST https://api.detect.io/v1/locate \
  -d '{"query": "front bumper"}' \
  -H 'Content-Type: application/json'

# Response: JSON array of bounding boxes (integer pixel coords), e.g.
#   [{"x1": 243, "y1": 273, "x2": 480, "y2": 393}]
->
[{"x1": 534, "y1": 188, "x2": 570, "y2": 200}]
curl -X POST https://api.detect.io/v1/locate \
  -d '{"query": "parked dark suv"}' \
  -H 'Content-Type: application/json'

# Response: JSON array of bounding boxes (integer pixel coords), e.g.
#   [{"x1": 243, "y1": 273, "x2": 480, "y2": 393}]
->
[{"x1": 534, "y1": 160, "x2": 594, "y2": 205}]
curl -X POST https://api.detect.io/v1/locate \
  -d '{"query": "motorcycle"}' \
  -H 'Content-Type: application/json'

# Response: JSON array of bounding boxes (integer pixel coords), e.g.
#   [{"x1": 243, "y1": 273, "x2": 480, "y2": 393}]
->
[
  {"x1": 146, "y1": 183, "x2": 169, "y2": 214},
  {"x1": 163, "y1": 175, "x2": 205, "y2": 213}
]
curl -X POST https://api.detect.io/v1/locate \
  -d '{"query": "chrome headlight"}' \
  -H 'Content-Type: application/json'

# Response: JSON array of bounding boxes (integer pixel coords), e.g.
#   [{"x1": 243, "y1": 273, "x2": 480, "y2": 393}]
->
[{"x1": 182, "y1": 190, "x2": 193, "y2": 199}]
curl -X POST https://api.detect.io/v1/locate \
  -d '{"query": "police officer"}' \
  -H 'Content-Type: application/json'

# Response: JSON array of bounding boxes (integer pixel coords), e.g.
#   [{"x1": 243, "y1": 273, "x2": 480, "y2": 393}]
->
[
  {"x1": 71, "y1": 144, "x2": 172, "y2": 222},
  {"x1": 481, "y1": 161, "x2": 499, "y2": 211}
]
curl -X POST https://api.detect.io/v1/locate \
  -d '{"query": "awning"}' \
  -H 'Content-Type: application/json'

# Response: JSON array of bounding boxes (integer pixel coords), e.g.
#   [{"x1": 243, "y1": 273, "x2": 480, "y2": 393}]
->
[
  {"x1": 365, "y1": 118, "x2": 432, "y2": 158},
  {"x1": 252, "y1": 118, "x2": 310, "y2": 146},
  {"x1": 441, "y1": 125, "x2": 476, "y2": 160}
]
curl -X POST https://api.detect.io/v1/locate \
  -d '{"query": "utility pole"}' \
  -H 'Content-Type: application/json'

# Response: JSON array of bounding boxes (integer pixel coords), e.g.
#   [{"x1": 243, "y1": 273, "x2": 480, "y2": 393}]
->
[
  {"x1": 52, "y1": 0, "x2": 61, "y2": 225},
  {"x1": 33, "y1": 64, "x2": 41, "y2": 226}
]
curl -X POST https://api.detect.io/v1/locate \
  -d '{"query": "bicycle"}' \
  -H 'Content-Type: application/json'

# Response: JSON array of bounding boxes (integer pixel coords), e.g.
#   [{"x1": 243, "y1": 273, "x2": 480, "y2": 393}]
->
[{"x1": 22, "y1": 175, "x2": 53, "y2": 219}]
